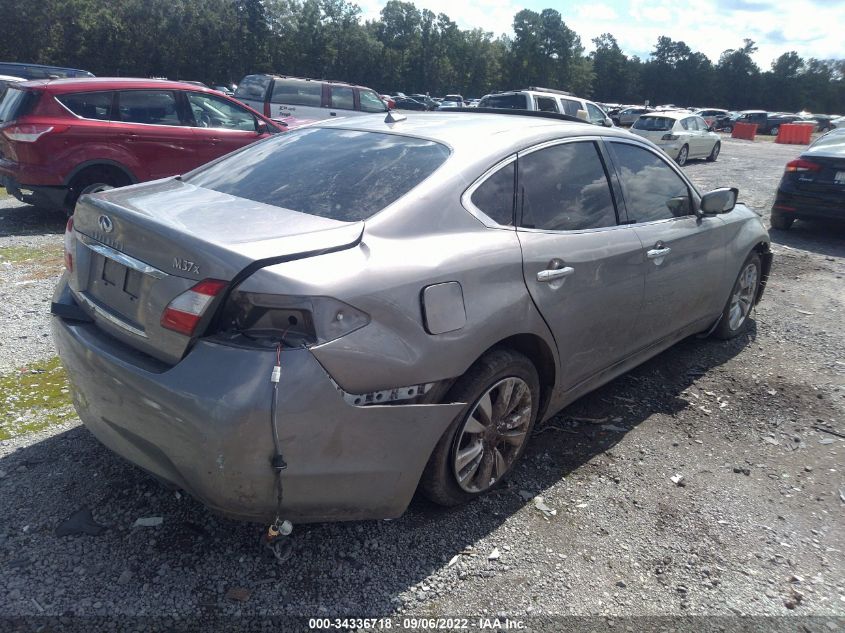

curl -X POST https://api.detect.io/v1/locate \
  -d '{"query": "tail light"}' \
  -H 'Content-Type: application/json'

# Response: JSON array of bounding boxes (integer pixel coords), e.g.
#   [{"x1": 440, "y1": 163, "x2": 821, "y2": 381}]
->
[
  {"x1": 2, "y1": 124, "x2": 69, "y2": 143},
  {"x1": 161, "y1": 279, "x2": 228, "y2": 336},
  {"x1": 217, "y1": 292, "x2": 369, "y2": 347},
  {"x1": 63, "y1": 216, "x2": 75, "y2": 272},
  {"x1": 661, "y1": 133, "x2": 679, "y2": 141},
  {"x1": 785, "y1": 159, "x2": 822, "y2": 173}
]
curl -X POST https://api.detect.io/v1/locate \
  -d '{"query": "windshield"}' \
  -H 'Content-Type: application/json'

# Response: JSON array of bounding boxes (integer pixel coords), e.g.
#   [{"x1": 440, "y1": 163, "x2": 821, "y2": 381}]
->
[
  {"x1": 632, "y1": 116, "x2": 675, "y2": 132},
  {"x1": 186, "y1": 128, "x2": 451, "y2": 222},
  {"x1": 479, "y1": 94, "x2": 528, "y2": 110}
]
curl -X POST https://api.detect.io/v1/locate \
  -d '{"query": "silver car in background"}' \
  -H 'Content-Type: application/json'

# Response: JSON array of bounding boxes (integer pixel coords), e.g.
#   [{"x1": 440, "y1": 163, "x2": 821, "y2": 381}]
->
[
  {"x1": 630, "y1": 111, "x2": 722, "y2": 165},
  {"x1": 52, "y1": 111, "x2": 772, "y2": 524}
]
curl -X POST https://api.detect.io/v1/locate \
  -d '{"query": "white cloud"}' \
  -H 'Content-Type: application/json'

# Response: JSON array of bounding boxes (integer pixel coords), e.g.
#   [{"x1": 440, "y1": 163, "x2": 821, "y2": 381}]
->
[{"x1": 360, "y1": 0, "x2": 845, "y2": 67}]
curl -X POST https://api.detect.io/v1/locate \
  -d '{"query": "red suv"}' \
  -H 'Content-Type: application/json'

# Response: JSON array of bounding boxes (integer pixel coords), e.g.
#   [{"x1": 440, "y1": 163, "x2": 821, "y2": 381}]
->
[{"x1": 0, "y1": 78, "x2": 283, "y2": 212}]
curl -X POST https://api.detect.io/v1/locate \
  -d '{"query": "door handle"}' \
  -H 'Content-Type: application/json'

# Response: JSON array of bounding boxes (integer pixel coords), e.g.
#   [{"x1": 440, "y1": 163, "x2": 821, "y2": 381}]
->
[
  {"x1": 537, "y1": 266, "x2": 575, "y2": 282},
  {"x1": 647, "y1": 247, "x2": 671, "y2": 259}
]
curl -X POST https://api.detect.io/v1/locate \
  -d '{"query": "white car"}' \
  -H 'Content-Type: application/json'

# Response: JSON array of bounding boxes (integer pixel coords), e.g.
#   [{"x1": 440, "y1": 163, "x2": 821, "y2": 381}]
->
[
  {"x1": 630, "y1": 111, "x2": 721, "y2": 165},
  {"x1": 478, "y1": 88, "x2": 613, "y2": 127}
]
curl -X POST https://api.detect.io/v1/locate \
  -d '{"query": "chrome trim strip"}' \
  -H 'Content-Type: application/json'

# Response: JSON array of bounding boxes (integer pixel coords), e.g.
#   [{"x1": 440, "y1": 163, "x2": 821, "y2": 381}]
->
[
  {"x1": 79, "y1": 235, "x2": 168, "y2": 279},
  {"x1": 75, "y1": 292, "x2": 148, "y2": 338}
]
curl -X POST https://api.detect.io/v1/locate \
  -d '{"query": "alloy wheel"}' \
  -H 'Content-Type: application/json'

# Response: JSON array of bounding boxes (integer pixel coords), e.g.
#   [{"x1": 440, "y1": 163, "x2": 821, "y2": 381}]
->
[
  {"x1": 452, "y1": 377, "x2": 533, "y2": 493},
  {"x1": 728, "y1": 262, "x2": 758, "y2": 330}
]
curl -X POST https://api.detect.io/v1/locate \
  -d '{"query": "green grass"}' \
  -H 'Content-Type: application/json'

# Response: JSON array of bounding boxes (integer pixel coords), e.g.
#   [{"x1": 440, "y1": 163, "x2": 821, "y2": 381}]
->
[
  {"x1": 0, "y1": 356, "x2": 76, "y2": 440},
  {"x1": 0, "y1": 243, "x2": 63, "y2": 264}
]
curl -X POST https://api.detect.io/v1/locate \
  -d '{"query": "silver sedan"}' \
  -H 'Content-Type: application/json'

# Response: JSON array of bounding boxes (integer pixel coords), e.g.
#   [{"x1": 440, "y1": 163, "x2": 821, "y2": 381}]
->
[{"x1": 52, "y1": 111, "x2": 772, "y2": 524}]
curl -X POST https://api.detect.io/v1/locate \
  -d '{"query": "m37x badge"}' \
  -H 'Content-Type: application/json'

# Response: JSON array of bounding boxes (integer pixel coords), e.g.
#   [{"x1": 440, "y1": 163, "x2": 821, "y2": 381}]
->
[{"x1": 173, "y1": 257, "x2": 200, "y2": 274}]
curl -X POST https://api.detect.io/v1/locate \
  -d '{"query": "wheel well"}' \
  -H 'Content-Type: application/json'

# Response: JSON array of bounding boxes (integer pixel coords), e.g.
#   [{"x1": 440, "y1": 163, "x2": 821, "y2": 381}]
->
[
  {"x1": 489, "y1": 334, "x2": 556, "y2": 420},
  {"x1": 69, "y1": 163, "x2": 132, "y2": 189}
]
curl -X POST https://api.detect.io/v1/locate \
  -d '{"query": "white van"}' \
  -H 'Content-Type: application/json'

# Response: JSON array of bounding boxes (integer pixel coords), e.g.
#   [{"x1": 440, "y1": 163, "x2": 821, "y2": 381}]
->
[
  {"x1": 479, "y1": 87, "x2": 613, "y2": 127},
  {"x1": 234, "y1": 74, "x2": 387, "y2": 122}
]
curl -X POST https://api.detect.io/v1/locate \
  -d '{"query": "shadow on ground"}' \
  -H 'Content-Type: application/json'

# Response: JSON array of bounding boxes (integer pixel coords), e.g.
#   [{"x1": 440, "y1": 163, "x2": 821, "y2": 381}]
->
[
  {"x1": 0, "y1": 326, "x2": 755, "y2": 616},
  {"x1": 0, "y1": 201, "x2": 66, "y2": 238},
  {"x1": 769, "y1": 218, "x2": 845, "y2": 257}
]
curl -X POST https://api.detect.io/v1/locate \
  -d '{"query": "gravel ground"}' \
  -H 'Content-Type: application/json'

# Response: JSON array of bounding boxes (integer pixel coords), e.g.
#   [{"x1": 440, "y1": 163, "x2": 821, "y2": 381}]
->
[{"x1": 0, "y1": 137, "x2": 843, "y2": 629}]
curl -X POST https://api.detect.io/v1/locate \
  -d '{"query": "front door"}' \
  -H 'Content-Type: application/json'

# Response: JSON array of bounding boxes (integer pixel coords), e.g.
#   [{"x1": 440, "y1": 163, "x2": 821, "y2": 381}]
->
[
  {"x1": 516, "y1": 139, "x2": 645, "y2": 392},
  {"x1": 184, "y1": 91, "x2": 267, "y2": 166},
  {"x1": 606, "y1": 140, "x2": 727, "y2": 347}
]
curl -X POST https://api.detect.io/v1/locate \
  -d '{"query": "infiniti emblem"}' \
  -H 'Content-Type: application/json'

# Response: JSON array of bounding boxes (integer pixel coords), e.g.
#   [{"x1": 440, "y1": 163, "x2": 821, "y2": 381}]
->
[{"x1": 98, "y1": 215, "x2": 114, "y2": 233}]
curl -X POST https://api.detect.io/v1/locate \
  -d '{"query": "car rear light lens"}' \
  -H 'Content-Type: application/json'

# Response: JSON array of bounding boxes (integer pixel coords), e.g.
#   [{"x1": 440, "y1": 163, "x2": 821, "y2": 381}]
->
[
  {"x1": 2, "y1": 123, "x2": 69, "y2": 143},
  {"x1": 63, "y1": 216, "x2": 75, "y2": 272},
  {"x1": 785, "y1": 159, "x2": 822, "y2": 173},
  {"x1": 218, "y1": 292, "x2": 370, "y2": 347},
  {"x1": 161, "y1": 279, "x2": 228, "y2": 336},
  {"x1": 661, "y1": 134, "x2": 679, "y2": 141}
]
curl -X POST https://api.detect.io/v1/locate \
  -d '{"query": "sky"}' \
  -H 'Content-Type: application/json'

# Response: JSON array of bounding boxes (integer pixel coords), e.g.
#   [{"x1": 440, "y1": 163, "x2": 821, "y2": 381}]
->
[{"x1": 358, "y1": 0, "x2": 844, "y2": 68}]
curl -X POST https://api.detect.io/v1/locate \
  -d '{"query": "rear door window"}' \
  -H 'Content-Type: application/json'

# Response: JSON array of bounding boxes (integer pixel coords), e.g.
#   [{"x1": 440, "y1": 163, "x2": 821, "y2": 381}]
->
[
  {"x1": 56, "y1": 91, "x2": 114, "y2": 120},
  {"x1": 330, "y1": 86, "x2": 354, "y2": 110},
  {"x1": 118, "y1": 90, "x2": 183, "y2": 126},
  {"x1": 186, "y1": 128, "x2": 451, "y2": 221},
  {"x1": 270, "y1": 79, "x2": 322, "y2": 106},
  {"x1": 518, "y1": 141, "x2": 618, "y2": 231},
  {"x1": 559, "y1": 99, "x2": 581, "y2": 117}
]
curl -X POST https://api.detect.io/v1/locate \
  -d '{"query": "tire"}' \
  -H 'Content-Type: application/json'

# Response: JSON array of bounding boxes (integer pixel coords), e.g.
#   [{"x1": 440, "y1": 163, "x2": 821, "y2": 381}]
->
[
  {"x1": 676, "y1": 145, "x2": 689, "y2": 166},
  {"x1": 770, "y1": 126, "x2": 779, "y2": 136},
  {"x1": 67, "y1": 167, "x2": 131, "y2": 211},
  {"x1": 724, "y1": 125, "x2": 733, "y2": 134},
  {"x1": 770, "y1": 212, "x2": 794, "y2": 230},
  {"x1": 420, "y1": 348, "x2": 540, "y2": 506},
  {"x1": 707, "y1": 141, "x2": 720, "y2": 162},
  {"x1": 712, "y1": 252, "x2": 761, "y2": 340}
]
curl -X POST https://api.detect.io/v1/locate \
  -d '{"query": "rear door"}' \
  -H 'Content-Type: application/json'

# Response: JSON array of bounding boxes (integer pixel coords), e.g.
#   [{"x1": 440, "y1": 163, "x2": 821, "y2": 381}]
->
[
  {"x1": 606, "y1": 140, "x2": 727, "y2": 347},
  {"x1": 515, "y1": 139, "x2": 645, "y2": 391},
  {"x1": 183, "y1": 91, "x2": 266, "y2": 166},
  {"x1": 114, "y1": 89, "x2": 195, "y2": 180}
]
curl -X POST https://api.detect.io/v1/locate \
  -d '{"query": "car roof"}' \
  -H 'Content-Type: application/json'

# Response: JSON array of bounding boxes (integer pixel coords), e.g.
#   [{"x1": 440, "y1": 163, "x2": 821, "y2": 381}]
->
[
  {"x1": 311, "y1": 111, "x2": 641, "y2": 156},
  {"x1": 639, "y1": 110, "x2": 694, "y2": 120},
  {"x1": 16, "y1": 77, "x2": 234, "y2": 95},
  {"x1": 244, "y1": 73, "x2": 371, "y2": 90}
]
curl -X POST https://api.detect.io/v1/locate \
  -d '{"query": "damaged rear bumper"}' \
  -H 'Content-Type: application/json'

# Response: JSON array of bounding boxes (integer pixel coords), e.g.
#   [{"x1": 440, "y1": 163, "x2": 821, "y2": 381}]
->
[{"x1": 51, "y1": 283, "x2": 463, "y2": 523}]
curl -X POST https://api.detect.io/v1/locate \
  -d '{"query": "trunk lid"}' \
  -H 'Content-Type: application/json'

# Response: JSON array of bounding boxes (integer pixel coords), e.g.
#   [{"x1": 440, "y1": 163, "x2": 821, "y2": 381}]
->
[{"x1": 68, "y1": 178, "x2": 363, "y2": 364}]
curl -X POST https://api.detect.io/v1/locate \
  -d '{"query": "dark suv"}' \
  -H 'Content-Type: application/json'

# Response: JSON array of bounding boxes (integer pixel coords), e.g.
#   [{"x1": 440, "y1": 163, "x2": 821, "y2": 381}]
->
[
  {"x1": 0, "y1": 61, "x2": 94, "y2": 79},
  {"x1": 0, "y1": 78, "x2": 282, "y2": 212}
]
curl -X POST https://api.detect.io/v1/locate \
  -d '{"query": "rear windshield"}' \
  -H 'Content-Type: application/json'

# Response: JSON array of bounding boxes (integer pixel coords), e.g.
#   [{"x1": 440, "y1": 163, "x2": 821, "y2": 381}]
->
[
  {"x1": 479, "y1": 94, "x2": 528, "y2": 110},
  {"x1": 234, "y1": 74, "x2": 272, "y2": 101},
  {"x1": 0, "y1": 87, "x2": 37, "y2": 123},
  {"x1": 186, "y1": 128, "x2": 451, "y2": 221},
  {"x1": 633, "y1": 116, "x2": 675, "y2": 132}
]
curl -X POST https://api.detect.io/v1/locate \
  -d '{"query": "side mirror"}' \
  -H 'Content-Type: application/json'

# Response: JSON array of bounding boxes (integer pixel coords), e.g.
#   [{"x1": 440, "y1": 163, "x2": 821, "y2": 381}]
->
[
  {"x1": 256, "y1": 120, "x2": 268, "y2": 135},
  {"x1": 707, "y1": 125, "x2": 715, "y2": 132},
  {"x1": 700, "y1": 187, "x2": 738, "y2": 215},
  {"x1": 603, "y1": 117, "x2": 613, "y2": 127}
]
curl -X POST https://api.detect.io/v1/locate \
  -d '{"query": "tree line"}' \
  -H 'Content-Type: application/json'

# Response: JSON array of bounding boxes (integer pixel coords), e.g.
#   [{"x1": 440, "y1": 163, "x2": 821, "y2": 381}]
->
[{"x1": 2, "y1": 0, "x2": 843, "y2": 113}]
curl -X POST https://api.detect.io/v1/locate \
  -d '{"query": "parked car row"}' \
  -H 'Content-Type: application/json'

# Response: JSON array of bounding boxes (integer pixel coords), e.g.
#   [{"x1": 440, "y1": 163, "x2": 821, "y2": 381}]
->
[{"x1": 0, "y1": 78, "x2": 283, "y2": 212}]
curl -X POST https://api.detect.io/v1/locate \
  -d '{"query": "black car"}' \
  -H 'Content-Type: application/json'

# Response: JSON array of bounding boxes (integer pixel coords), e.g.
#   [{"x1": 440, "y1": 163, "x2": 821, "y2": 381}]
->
[
  {"x1": 771, "y1": 129, "x2": 845, "y2": 230},
  {"x1": 409, "y1": 94, "x2": 438, "y2": 110},
  {"x1": 393, "y1": 96, "x2": 428, "y2": 111}
]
